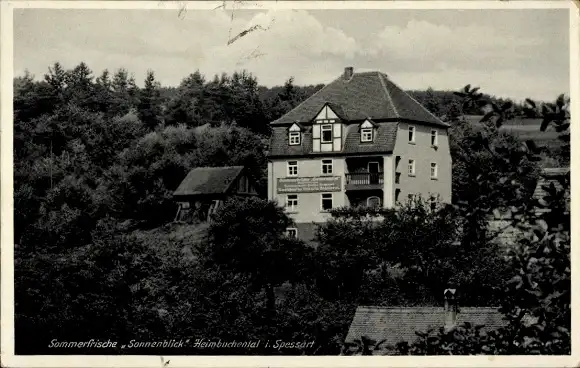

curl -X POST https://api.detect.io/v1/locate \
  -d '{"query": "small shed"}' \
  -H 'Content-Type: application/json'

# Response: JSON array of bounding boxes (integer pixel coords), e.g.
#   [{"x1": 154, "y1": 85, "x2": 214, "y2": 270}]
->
[{"x1": 173, "y1": 166, "x2": 259, "y2": 222}]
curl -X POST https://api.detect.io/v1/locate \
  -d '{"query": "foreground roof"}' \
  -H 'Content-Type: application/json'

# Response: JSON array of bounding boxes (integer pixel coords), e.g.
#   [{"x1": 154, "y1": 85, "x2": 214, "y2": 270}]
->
[
  {"x1": 173, "y1": 166, "x2": 245, "y2": 197},
  {"x1": 345, "y1": 306, "x2": 505, "y2": 349},
  {"x1": 271, "y1": 71, "x2": 448, "y2": 127}
]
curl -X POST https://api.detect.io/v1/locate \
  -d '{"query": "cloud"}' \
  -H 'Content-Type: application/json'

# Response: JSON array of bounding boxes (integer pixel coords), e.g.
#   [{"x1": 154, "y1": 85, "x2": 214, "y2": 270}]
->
[
  {"x1": 368, "y1": 20, "x2": 544, "y2": 72},
  {"x1": 14, "y1": 9, "x2": 358, "y2": 87},
  {"x1": 14, "y1": 9, "x2": 568, "y2": 100},
  {"x1": 198, "y1": 10, "x2": 358, "y2": 85}
]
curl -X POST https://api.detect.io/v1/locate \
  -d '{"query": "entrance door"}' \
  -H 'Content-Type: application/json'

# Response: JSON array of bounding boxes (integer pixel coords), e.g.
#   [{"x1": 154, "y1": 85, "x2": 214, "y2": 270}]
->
[{"x1": 368, "y1": 162, "x2": 380, "y2": 184}]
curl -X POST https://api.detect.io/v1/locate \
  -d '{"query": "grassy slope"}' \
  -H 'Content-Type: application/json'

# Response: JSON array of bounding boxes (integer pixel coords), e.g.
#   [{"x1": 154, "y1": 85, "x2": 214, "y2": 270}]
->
[{"x1": 131, "y1": 222, "x2": 210, "y2": 265}]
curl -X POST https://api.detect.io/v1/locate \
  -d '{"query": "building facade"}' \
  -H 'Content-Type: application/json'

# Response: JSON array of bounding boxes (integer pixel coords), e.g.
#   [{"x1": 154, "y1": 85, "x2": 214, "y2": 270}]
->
[{"x1": 267, "y1": 67, "x2": 452, "y2": 240}]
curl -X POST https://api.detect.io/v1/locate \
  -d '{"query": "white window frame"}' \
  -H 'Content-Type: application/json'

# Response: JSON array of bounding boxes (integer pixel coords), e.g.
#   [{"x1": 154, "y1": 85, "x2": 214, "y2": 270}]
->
[
  {"x1": 361, "y1": 128, "x2": 373, "y2": 142},
  {"x1": 321, "y1": 193, "x2": 333, "y2": 211},
  {"x1": 321, "y1": 124, "x2": 333, "y2": 143},
  {"x1": 286, "y1": 227, "x2": 298, "y2": 239},
  {"x1": 408, "y1": 159, "x2": 416, "y2": 176},
  {"x1": 287, "y1": 161, "x2": 298, "y2": 177},
  {"x1": 286, "y1": 194, "x2": 298, "y2": 212},
  {"x1": 321, "y1": 159, "x2": 333, "y2": 175},
  {"x1": 408, "y1": 126, "x2": 416, "y2": 143},
  {"x1": 430, "y1": 162, "x2": 438, "y2": 179},
  {"x1": 431, "y1": 129, "x2": 438, "y2": 146},
  {"x1": 289, "y1": 131, "x2": 301, "y2": 145}
]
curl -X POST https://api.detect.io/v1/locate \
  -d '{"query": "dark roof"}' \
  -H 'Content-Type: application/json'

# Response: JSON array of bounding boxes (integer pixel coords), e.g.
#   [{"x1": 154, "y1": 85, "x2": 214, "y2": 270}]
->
[
  {"x1": 271, "y1": 71, "x2": 448, "y2": 127},
  {"x1": 173, "y1": 166, "x2": 244, "y2": 197},
  {"x1": 268, "y1": 122, "x2": 398, "y2": 158},
  {"x1": 345, "y1": 306, "x2": 505, "y2": 351},
  {"x1": 343, "y1": 122, "x2": 398, "y2": 154}
]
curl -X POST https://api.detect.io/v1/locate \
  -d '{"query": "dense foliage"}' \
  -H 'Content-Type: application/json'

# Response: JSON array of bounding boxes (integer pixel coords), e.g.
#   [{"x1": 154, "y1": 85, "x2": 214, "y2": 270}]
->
[
  {"x1": 13, "y1": 63, "x2": 569, "y2": 355},
  {"x1": 389, "y1": 90, "x2": 571, "y2": 355}
]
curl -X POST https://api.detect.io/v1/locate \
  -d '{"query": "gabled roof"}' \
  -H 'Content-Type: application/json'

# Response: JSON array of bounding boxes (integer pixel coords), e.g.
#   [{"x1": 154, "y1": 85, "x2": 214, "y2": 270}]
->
[
  {"x1": 271, "y1": 71, "x2": 448, "y2": 127},
  {"x1": 289, "y1": 122, "x2": 303, "y2": 131},
  {"x1": 345, "y1": 306, "x2": 505, "y2": 352},
  {"x1": 173, "y1": 166, "x2": 245, "y2": 197},
  {"x1": 360, "y1": 119, "x2": 377, "y2": 128}
]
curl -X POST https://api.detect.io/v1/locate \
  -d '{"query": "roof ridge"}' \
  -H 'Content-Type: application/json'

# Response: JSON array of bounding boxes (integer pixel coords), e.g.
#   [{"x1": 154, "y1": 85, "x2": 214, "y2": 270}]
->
[
  {"x1": 378, "y1": 72, "x2": 399, "y2": 119},
  {"x1": 385, "y1": 75, "x2": 450, "y2": 127},
  {"x1": 358, "y1": 305, "x2": 440, "y2": 310},
  {"x1": 271, "y1": 77, "x2": 337, "y2": 125},
  {"x1": 358, "y1": 305, "x2": 502, "y2": 310},
  {"x1": 192, "y1": 165, "x2": 244, "y2": 170}
]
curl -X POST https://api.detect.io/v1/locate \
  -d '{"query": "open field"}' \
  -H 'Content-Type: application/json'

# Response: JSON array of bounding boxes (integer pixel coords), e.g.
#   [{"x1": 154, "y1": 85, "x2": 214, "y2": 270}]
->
[{"x1": 465, "y1": 116, "x2": 563, "y2": 148}]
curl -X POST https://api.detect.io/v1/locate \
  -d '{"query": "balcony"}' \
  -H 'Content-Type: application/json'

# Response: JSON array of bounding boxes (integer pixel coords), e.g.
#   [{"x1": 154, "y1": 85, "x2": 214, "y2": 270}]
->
[{"x1": 345, "y1": 172, "x2": 384, "y2": 191}]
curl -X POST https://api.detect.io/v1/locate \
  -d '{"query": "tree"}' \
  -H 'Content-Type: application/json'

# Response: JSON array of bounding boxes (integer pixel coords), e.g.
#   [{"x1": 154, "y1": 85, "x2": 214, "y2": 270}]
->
[
  {"x1": 44, "y1": 62, "x2": 68, "y2": 106},
  {"x1": 525, "y1": 94, "x2": 570, "y2": 165},
  {"x1": 424, "y1": 87, "x2": 441, "y2": 116},
  {"x1": 138, "y1": 70, "x2": 163, "y2": 130},
  {"x1": 165, "y1": 70, "x2": 206, "y2": 126},
  {"x1": 110, "y1": 68, "x2": 138, "y2": 117},
  {"x1": 449, "y1": 85, "x2": 540, "y2": 265},
  {"x1": 202, "y1": 197, "x2": 311, "y2": 313},
  {"x1": 316, "y1": 200, "x2": 508, "y2": 307},
  {"x1": 225, "y1": 70, "x2": 269, "y2": 134},
  {"x1": 94, "y1": 69, "x2": 113, "y2": 115},
  {"x1": 394, "y1": 173, "x2": 570, "y2": 355},
  {"x1": 65, "y1": 62, "x2": 96, "y2": 110},
  {"x1": 393, "y1": 90, "x2": 570, "y2": 355},
  {"x1": 453, "y1": 84, "x2": 484, "y2": 115}
]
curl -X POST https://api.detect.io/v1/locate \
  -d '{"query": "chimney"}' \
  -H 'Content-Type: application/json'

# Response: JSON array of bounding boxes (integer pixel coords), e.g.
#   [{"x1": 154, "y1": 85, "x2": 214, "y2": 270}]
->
[
  {"x1": 343, "y1": 67, "x2": 354, "y2": 80},
  {"x1": 443, "y1": 288, "x2": 458, "y2": 331}
]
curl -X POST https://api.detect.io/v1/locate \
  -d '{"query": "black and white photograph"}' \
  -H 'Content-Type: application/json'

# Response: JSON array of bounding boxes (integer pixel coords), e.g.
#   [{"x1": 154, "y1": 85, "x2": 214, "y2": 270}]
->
[{"x1": 1, "y1": 0, "x2": 577, "y2": 365}]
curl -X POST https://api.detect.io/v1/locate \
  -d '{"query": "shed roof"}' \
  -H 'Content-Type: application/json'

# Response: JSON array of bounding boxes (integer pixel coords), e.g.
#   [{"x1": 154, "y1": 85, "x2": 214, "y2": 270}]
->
[{"x1": 173, "y1": 166, "x2": 245, "y2": 197}]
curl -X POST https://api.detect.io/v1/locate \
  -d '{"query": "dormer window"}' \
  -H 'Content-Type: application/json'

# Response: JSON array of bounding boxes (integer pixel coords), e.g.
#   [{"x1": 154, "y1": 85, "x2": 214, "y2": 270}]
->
[
  {"x1": 312, "y1": 104, "x2": 343, "y2": 152},
  {"x1": 360, "y1": 119, "x2": 375, "y2": 143},
  {"x1": 361, "y1": 128, "x2": 373, "y2": 142},
  {"x1": 289, "y1": 132, "x2": 301, "y2": 145},
  {"x1": 288, "y1": 123, "x2": 302, "y2": 145}
]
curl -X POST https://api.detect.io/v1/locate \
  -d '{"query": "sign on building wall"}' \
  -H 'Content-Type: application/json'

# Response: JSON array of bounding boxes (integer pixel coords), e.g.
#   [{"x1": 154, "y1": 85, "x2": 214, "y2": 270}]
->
[{"x1": 277, "y1": 176, "x2": 342, "y2": 193}]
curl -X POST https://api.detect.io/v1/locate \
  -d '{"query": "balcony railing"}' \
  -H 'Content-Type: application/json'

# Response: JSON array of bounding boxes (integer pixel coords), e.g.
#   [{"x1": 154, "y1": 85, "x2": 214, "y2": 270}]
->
[{"x1": 345, "y1": 172, "x2": 384, "y2": 189}]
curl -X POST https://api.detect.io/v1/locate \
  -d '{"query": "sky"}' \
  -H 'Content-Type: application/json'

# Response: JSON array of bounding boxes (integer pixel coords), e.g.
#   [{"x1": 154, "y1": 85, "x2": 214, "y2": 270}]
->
[{"x1": 13, "y1": 7, "x2": 570, "y2": 102}]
